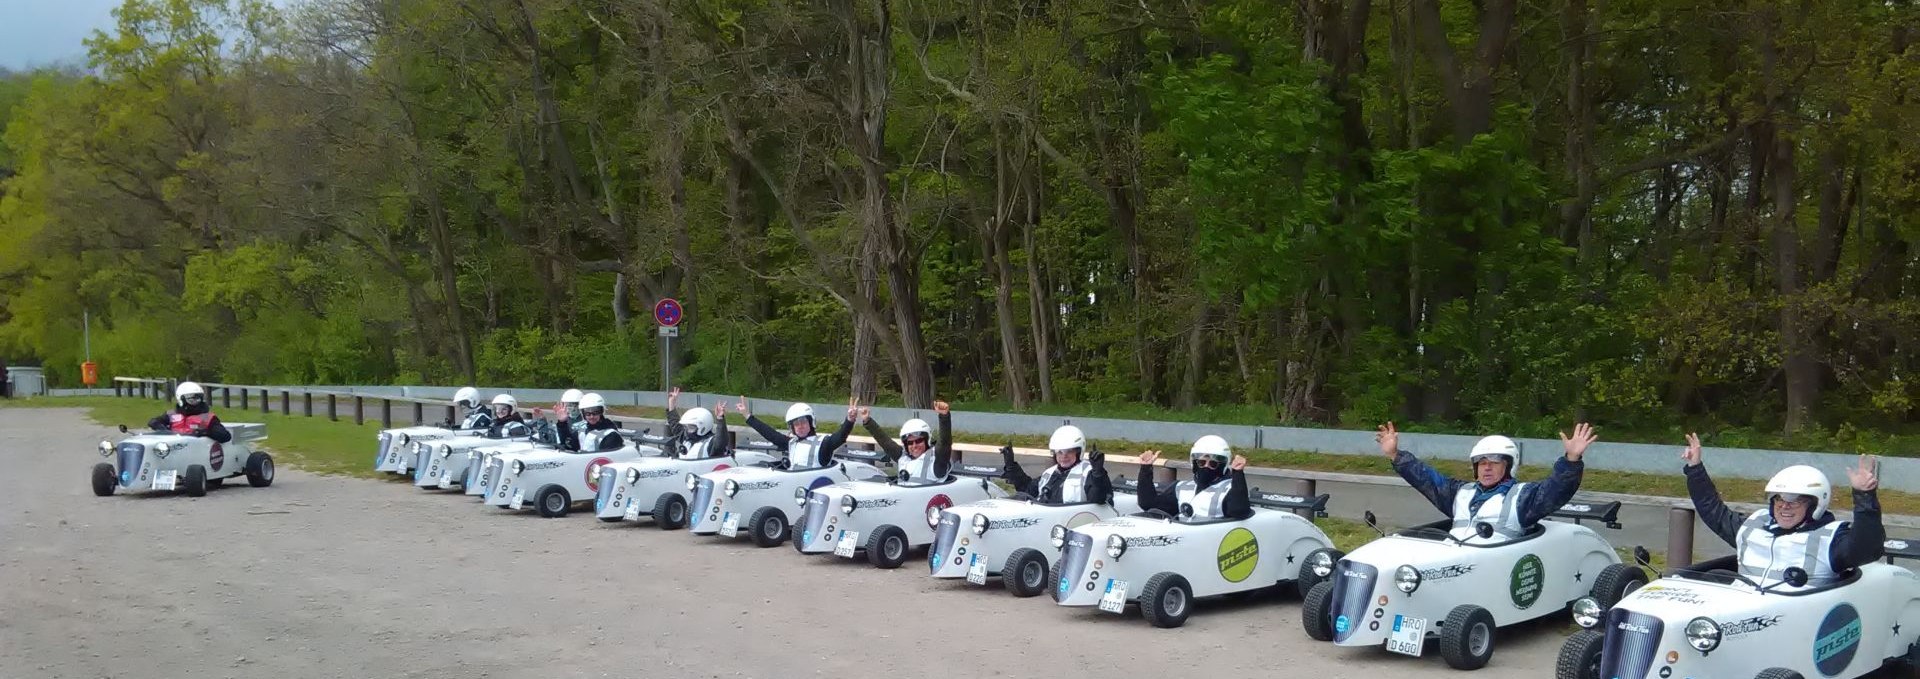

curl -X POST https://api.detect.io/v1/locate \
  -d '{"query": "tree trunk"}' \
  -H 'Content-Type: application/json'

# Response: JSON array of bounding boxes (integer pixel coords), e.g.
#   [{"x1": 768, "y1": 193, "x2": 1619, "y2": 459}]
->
[{"x1": 1175, "y1": 303, "x2": 1210, "y2": 410}]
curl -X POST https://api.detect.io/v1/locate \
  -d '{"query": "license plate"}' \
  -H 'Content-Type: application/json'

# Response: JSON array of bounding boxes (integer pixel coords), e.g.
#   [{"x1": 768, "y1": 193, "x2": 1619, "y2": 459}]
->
[
  {"x1": 719, "y1": 513, "x2": 739, "y2": 537},
  {"x1": 1098, "y1": 579, "x2": 1129, "y2": 613},
  {"x1": 966, "y1": 553, "x2": 989, "y2": 585},
  {"x1": 152, "y1": 469, "x2": 178, "y2": 491},
  {"x1": 1386, "y1": 615, "x2": 1428, "y2": 656},
  {"x1": 623, "y1": 498, "x2": 641, "y2": 520},
  {"x1": 833, "y1": 531, "x2": 859, "y2": 558},
  {"x1": 509, "y1": 489, "x2": 524, "y2": 510}
]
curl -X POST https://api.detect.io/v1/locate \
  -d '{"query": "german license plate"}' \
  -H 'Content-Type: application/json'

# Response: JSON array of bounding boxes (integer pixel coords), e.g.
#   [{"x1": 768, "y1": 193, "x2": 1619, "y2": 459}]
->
[
  {"x1": 623, "y1": 498, "x2": 641, "y2": 520},
  {"x1": 152, "y1": 469, "x2": 177, "y2": 491},
  {"x1": 1098, "y1": 579, "x2": 1128, "y2": 613},
  {"x1": 720, "y1": 513, "x2": 739, "y2": 537},
  {"x1": 833, "y1": 531, "x2": 859, "y2": 557},
  {"x1": 509, "y1": 489, "x2": 524, "y2": 510},
  {"x1": 1387, "y1": 615, "x2": 1428, "y2": 656},
  {"x1": 966, "y1": 553, "x2": 989, "y2": 585}
]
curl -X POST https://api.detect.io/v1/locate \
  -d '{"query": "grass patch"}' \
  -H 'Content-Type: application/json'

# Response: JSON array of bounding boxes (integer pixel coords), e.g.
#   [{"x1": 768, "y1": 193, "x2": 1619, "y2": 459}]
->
[{"x1": 12, "y1": 396, "x2": 395, "y2": 479}]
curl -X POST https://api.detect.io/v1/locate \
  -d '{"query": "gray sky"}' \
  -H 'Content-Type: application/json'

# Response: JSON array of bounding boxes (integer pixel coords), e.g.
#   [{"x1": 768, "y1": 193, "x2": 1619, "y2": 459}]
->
[{"x1": 0, "y1": 0, "x2": 123, "y2": 70}]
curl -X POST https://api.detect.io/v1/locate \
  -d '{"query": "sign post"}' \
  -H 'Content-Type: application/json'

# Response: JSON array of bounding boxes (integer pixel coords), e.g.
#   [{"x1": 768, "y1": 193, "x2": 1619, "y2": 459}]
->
[{"x1": 654, "y1": 298, "x2": 683, "y2": 391}]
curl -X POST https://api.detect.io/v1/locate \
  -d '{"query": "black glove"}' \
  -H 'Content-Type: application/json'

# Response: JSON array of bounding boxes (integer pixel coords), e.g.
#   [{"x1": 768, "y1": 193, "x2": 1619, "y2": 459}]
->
[
  {"x1": 1000, "y1": 445, "x2": 1016, "y2": 466},
  {"x1": 1090, "y1": 445, "x2": 1104, "y2": 468}
]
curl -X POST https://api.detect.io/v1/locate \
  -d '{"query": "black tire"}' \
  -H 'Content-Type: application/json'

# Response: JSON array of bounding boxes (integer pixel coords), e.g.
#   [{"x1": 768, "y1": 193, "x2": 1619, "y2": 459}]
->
[
  {"x1": 653, "y1": 493, "x2": 688, "y2": 529},
  {"x1": 91, "y1": 463, "x2": 116, "y2": 497},
  {"x1": 1301, "y1": 580, "x2": 1335, "y2": 641},
  {"x1": 184, "y1": 464, "x2": 208, "y2": 497},
  {"x1": 1754, "y1": 670, "x2": 1804, "y2": 679},
  {"x1": 1295, "y1": 547, "x2": 1345, "y2": 599},
  {"x1": 1590, "y1": 563, "x2": 1648, "y2": 608},
  {"x1": 534, "y1": 484, "x2": 571, "y2": 518},
  {"x1": 244, "y1": 452, "x2": 275, "y2": 488},
  {"x1": 748, "y1": 506, "x2": 789, "y2": 548},
  {"x1": 1003, "y1": 548, "x2": 1050, "y2": 598},
  {"x1": 1139, "y1": 572, "x2": 1193, "y2": 628},
  {"x1": 1439, "y1": 604, "x2": 1496, "y2": 670},
  {"x1": 1047, "y1": 559, "x2": 1064, "y2": 602},
  {"x1": 865, "y1": 525, "x2": 909, "y2": 569},
  {"x1": 1555, "y1": 629, "x2": 1604, "y2": 679}
]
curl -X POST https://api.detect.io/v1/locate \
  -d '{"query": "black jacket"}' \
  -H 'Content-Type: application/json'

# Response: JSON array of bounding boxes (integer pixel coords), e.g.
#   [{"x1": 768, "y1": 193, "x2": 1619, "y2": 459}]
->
[
  {"x1": 863, "y1": 413, "x2": 951, "y2": 479},
  {"x1": 1685, "y1": 463, "x2": 1884, "y2": 570},
  {"x1": 665, "y1": 409, "x2": 730, "y2": 457},
  {"x1": 486, "y1": 412, "x2": 531, "y2": 439},
  {"x1": 558, "y1": 415, "x2": 625, "y2": 452},
  {"x1": 1002, "y1": 448, "x2": 1112, "y2": 505},
  {"x1": 1137, "y1": 465, "x2": 1249, "y2": 520},
  {"x1": 745, "y1": 415, "x2": 855, "y2": 468}
]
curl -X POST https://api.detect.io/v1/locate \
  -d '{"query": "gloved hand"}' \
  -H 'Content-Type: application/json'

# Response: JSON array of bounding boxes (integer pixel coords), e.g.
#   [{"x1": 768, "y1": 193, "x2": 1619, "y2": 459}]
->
[
  {"x1": 1000, "y1": 444, "x2": 1016, "y2": 466},
  {"x1": 1090, "y1": 445, "x2": 1105, "y2": 468}
]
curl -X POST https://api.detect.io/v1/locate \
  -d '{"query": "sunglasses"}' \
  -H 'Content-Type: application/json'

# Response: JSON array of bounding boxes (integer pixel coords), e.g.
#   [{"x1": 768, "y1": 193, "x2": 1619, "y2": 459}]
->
[
  {"x1": 583, "y1": 408, "x2": 605, "y2": 416},
  {"x1": 1195, "y1": 456, "x2": 1224, "y2": 468},
  {"x1": 1052, "y1": 448, "x2": 1080, "y2": 456},
  {"x1": 904, "y1": 434, "x2": 930, "y2": 446}
]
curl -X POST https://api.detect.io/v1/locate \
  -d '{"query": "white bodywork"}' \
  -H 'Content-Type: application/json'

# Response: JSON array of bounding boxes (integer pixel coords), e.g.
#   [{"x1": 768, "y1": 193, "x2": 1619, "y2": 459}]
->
[
  {"x1": 1322, "y1": 520, "x2": 1621, "y2": 650},
  {"x1": 792, "y1": 469, "x2": 1008, "y2": 560},
  {"x1": 687, "y1": 457, "x2": 889, "y2": 540},
  {"x1": 1581, "y1": 559, "x2": 1920, "y2": 678},
  {"x1": 415, "y1": 437, "x2": 539, "y2": 490},
  {"x1": 591, "y1": 448, "x2": 781, "y2": 523},
  {"x1": 1054, "y1": 508, "x2": 1333, "y2": 608},
  {"x1": 375, "y1": 427, "x2": 478, "y2": 474},
  {"x1": 99, "y1": 424, "x2": 268, "y2": 493},
  {"x1": 478, "y1": 441, "x2": 658, "y2": 515},
  {"x1": 929, "y1": 494, "x2": 1141, "y2": 583}
]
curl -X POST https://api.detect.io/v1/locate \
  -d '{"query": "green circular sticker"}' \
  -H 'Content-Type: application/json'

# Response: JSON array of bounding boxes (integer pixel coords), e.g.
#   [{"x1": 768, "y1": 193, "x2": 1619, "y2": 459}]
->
[
  {"x1": 1217, "y1": 527, "x2": 1259, "y2": 583},
  {"x1": 1510, "y1": 554, "x2": 1544, "y2": 609}
]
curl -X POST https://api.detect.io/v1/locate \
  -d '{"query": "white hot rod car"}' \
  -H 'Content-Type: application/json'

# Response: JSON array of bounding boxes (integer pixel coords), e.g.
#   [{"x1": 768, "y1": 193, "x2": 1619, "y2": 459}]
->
[
  {"x1": 93, "y1": 423, "x2": 275, "y2": 497},
  {"x1": 1302, "y1": 502, "x2": 1644, "y2": 670},
  {"x1": 590, "y1": 435, "x2": 780, "y2": 528},
  {"x1": 793, "y1": 462, "x2": 1009, "y2": 568},
  {"x1": 686, "y1": 446, "x2": 891, "y2": 547},
  {"x1": 476, "y1": 430, "x2": 655, "y2": 517},
  {"x1": 1052, "y1": 483, "x2": 1340, "y2": 628},
  {"x1": 1554, "y1": 541, "x2": 1920, "y2": 679},
  {"x1": 927, "y1": 475, "x2": 1143, "y2": 596}
]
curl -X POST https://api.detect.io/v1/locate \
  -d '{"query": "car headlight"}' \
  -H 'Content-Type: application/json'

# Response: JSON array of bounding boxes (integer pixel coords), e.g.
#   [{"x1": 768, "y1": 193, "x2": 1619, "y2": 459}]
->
[
  {"x1": 970, "y1": 513, "x2": 989, "y2": 536},
  {"x1": 510, "y1": 460, "x2": 525, "y2": 476},
  {"x1": 438, "y1": 444, "x2": 453, "y2": 458},
  {"x1": 398, "y1": 433, "x2": 411, "y2": 446},
  {"x1": 1570, "y1": 597, "x2": 1602, "y2": 629},
  {"x1": 1106, "y1": 534, "x2": 1127, "y2": 559},
  {"x1": 925, "y1": 505, "x2": 942, "y2": 529},
  {"x1": 155, "y1": 442, "x2": 172, "y2": 458},
  {"x1": 625, "y1": 468, "x2": 640, "y2": 485},
  {"x1": 1308, "y1": 550, "x2": 1335, "y2": 579},
  {"x1": 840, "y1": 495, "x2": 857, "y2": 515},
  {"x1": 99, "y1": 440, "x2": 113, "y2": 456},
  {"x1": 794, "y1": 487, "x2": 809, "y2": 506},
  {"x1": 723, "y1": 479, "x2": 739, "y2": 498},
  {"x1": 1394, "y1": 564, "x2": 1421, "y2": 594},
  {"x1": 1684, "y1": 617, "x2": 1721, "y2": 652},
  {"x1": 685, "y1": 473, "x2": 699, "y2": 491},
  {"x1": 1049, "y1": 525, "x2": 1067, "y2": 549}
]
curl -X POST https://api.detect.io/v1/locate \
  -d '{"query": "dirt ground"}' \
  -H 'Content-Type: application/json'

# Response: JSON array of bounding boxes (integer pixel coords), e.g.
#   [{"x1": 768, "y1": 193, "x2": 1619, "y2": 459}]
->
[{"x1": 1, "y1": 408, "x2": 1563, "y2": 679}]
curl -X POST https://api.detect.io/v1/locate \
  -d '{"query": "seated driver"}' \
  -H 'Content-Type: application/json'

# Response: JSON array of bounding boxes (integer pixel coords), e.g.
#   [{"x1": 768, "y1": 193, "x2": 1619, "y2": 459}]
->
[
  {"x1": 664, "y1": 387, "x2": 729, "y2": 459},
  {"x1": 448, "y1": 386, "x2": 492, "y2": 430},
  {"x1": 484, "y1": 394, "x2": 532, "y2": 438},
  {"x1": 1378, "y1": 421, "x2": 1595, "y2": 542},
  {"x1": 557, "y1": 393, "x2": 624, "y2": 453},
  {"x1": 736, "y1": 396, "x2": 858, "y2": 469},
  {"x1": 1001, "y1": 425, "x2": 1112, "y2": 505},
  {"x1": 1136, "y1": 436, "x2": 1249, "y2": 520},
  {"x1": 1682, "y1": 433, "x2": 1883, "y2": 589},
  {"x1": 860, "y1": 400, "x2": 953, "y2": 482},
  {"x1": 147, "y1": 381, "x2": 231, "y2": 443}
]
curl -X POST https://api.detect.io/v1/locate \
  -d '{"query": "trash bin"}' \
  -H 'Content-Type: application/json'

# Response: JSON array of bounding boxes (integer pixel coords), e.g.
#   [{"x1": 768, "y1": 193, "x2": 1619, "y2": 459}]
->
[{"x1": 5, "y1": 367, "x2": 46, "y2": 397}]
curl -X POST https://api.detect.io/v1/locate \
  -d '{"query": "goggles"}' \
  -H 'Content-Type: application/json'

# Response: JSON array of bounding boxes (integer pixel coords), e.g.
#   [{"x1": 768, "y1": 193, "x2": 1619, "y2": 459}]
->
[{"x1": 182, "y1": 394, "x2": 205, "y2": 406}]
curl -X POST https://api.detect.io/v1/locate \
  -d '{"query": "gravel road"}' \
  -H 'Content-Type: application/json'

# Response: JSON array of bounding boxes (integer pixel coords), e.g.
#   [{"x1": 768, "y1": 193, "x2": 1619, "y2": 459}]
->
[{"x1": 0, "y1": 408, "x2": 1562, "y2": 679}]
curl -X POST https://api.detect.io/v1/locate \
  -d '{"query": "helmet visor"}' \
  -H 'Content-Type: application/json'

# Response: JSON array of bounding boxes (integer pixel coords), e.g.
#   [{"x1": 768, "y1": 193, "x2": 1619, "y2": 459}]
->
[
  {"x1": 583, "y1": 407, "x2": 605, "y2": 417},
  {"x1": 182, "y1": 394, "x2": 205, "y2": 407},
  {"x1": 1770, "y1": 492, "x2": 1814, "y2": 506}
]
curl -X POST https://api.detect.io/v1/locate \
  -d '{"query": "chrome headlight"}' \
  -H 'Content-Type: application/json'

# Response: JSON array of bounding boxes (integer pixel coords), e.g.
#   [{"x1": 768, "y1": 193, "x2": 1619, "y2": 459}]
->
[
  {"x1": 970, "y1": 513, "x2": 989, "y2": 536},
  {"x1": 794, "y1": 486, "x2": 809, "y2": 506},
  {"x1": 723, "y1": 479, "x2": 740, "y2": 498},
  {"x1": 437, "y1": 444, "x2": 453, "y2": 458},
  {"x1": 510, "y1": 460, "x2": 525, "y2": 476},
  {"x1": 1684, "y1": 617, "x2": 1721, "y2": 652},
  {"x1": 840, "y1": 494, "x2": 857, "y2": 515},
  {"x1": 1571, "y1": 597, "x2": 1602, "y2": 629},
  {"x1": 1105, "y1": 534, "x2": 1127, "y2": 559},
  {"x1": 99, "y1": 440, "x2": 113, "y2": 456},
  {"x1": 685, "y1": 473, "x2": 699, "y2": 490},
  {"x1": 1394, "y1": 565, "x2": 1421, "y2": 594},
  {"x1": 925, "y1": 505, "x2": 942, "y2": 529},
  {"x1": 398, "y1": 433, "x2": 411, "y2": 446},
  {"x1": 154, "y1": 442, "x2": 172, "y2": 458},
  {"x1": 1308, "y1": 550, "x2": 1335, "y2": 579},
  {"x1": 625, "y1": 468, "x2": 641, "y2": 485}
]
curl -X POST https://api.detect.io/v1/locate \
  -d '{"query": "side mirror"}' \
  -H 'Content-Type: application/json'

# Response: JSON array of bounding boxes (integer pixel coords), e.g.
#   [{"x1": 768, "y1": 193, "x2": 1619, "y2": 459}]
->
[
  {"x1": 118, "y1": 424, "x2": 129, "y2": 433},
  {"x1": 1633, "y1": 546, "x2": 1654, "y2": 571},
  {"x1": 1364, "y1": 510, "x2": 1379, "y2": 529},
  {"x1": 1784, "y1": 567, "x2": 1809, "y2": 588},
  {"x1": 1475, "y1": 522, "x2": 1495, "y2": 539}
]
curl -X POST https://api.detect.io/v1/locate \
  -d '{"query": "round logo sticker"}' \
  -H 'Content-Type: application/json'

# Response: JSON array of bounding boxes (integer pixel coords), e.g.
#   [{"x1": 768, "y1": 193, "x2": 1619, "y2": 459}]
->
[
  {"x1": 1510, "y1": 554, "x2": 1544, "y2": 609},
  {"x1": 584, "y1": 457, "x2": 612, "y2": 492},
  {"x1": 927, "y1": 493, "x2": 953, "y2": 514},
  {"x1": 1814, "y1": 603, "x2": 1862, "y2": 676},
  {"x1": 1216, "y1": 527, "x2": 1259, "y2": 582}
]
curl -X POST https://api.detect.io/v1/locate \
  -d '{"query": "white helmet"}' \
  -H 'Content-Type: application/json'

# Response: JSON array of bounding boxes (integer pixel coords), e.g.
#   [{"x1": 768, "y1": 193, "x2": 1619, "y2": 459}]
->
[
  {"x1": 1190, "y1": 435, "x2": 1231, "y2": 468},
  {"x1": 174, "y1": 381, "x2": 207, "y2": 407},
  {"x1": 785, "y1": 402, "x2": 815, "y2": 425},
  {"x1": 899, "y1": 418, "x2": 934, "y2": 448},
  {"x1": 578, "y1": 393, "x2": 606, "y2": 413},
  {"x1": 679, "y1": 407, "x2": 716, "y2": 437},
  {"x1": 1049, "y1": 425, "x2": 1086, "y2": 453},
  {"x1": 561, "y1": 389, "x2": 584, "y2": 406},
  {"x1": 491, "y1": 394, "x2": 517, "y2": 413},
  {"x1": 1765, "y1": 465, "x2": 1831, "y2": 519},
  {"x1": 1469, "y1": 435, "x2": 1521, "y2": 474},
  {"x1": 453, "y1": 387, "x2": 480, "y2": 409}
]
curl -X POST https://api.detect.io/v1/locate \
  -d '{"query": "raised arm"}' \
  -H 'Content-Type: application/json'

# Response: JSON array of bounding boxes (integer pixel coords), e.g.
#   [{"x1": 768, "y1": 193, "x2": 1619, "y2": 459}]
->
[{"x1": 1680, "y1": 434, "x2": 1744, "y2": 547}]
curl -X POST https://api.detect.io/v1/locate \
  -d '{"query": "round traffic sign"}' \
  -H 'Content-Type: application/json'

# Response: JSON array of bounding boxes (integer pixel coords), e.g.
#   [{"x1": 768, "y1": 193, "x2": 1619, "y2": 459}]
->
[{"x1": 654, "y1": 298, "x2": 683, "y2": 327}]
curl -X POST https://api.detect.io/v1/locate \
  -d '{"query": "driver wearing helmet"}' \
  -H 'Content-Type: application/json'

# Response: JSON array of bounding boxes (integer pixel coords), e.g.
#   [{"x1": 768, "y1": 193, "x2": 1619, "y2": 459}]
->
[
  {"x1": 147, "y1": 381, "x2": 232, "y2": 443},
  {"x1": 1135, "y1": 436, "x2": 1249, "y2": 520},
  {"x1": 484, "y1": 394, "x2": 532, "y2": 439},
  {"x1": 860, "y1": 400, "x2": 954, "y2": 482},
  {"x1": 664, "y1": 387, "x2": 730, "y2": 460},
  {"x1": 448, "y1": 386, "x2": 493, "y2": 430},
  {"x1": 1377, "y1": 421, "x2": 1597, "y2": 542},
  {"x1": 735, "y1": 396, "x2": 858, "y2": 470},
  {"x1": 1681, "y1": 433, "x2": 1883, "y2": 589},
  {"x1": 1001, "y1": 425, "x2": 1112, "y2": 505},
  {"x1": 557, "y1": 393, "x2": 624, "y2": 453}
]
